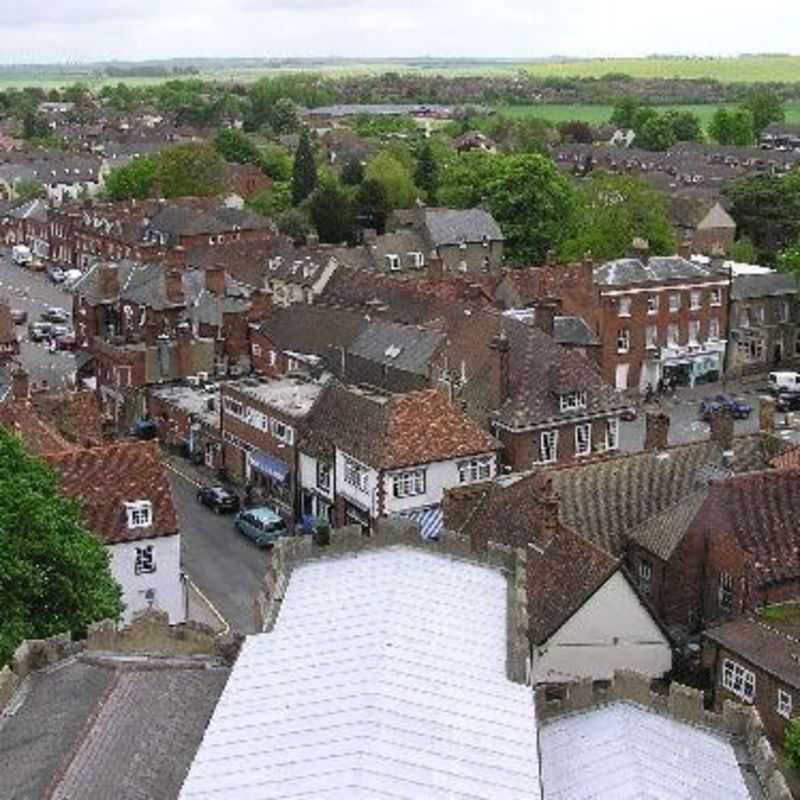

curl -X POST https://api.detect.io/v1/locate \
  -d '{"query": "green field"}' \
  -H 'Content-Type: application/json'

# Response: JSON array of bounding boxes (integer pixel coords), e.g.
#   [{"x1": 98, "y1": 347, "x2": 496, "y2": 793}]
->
[{"x1": 497, "y1": 101, "x2": 800, "y2": 127}]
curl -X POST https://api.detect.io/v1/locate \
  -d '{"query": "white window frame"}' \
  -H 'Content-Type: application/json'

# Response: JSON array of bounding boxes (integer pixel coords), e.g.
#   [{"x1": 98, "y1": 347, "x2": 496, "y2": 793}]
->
[
  {"x1": 407, "y1": 251, "x2": 424, "y2": 269},
  {"x1": 574, "y1": 423, "x2": 591, "y2": 457},
  {"x1": 606, "y1": 418, "x2": 620, "y2": 451},
  {"x1": 559, "y1": 391, "x2": 588, "y2": 412},
  {"x1": 722, "y1": 659, "x2": 756, "y2": 703},
  {"x1": 667, "y1": 324, "x2": 679, "y2": 347},
  {"x1": 385, "y1": 254, "x2": 401, "y2": 271},
  {"x1": 252, "y1": 343, "x2": 263, "y2": 358},
  {"x1": 392, "y1": 469, "x2": 426, "y2": 498},
  {"x1": 645, "y1": 325, "x2": 658, "y2": 350},
  {"x1": 343, "y1": 457, "x2": 369, "y2": 493},
  {"x1": 617, "y1": 328, "x2": 630, "y2": 354},
  {"x1": 268, "y1": 350, "x2": 277, "y2": 367},
  {"x1": 125, "y1": 500, "x2": 152, "y2": 529},
  {"x1": 690, "y1": 290, "x2": 701, "y2": 310},
  {"x1": 778, "y1": 689, "x2": 793, "y2": 719},
  {"x1": 708, "y1": 317, "x2": 720, "y2": 340},
  {"x1": 669, "y1": 293, "x2": 680, "y2": 313},
  {"x1": 719, "y1": 572, "x2": 734, "y2": 613},
  {"x1": 457, "y1": 456, "x2": 493, "y2": 483},
  {"x1": 270, "y1": 418, "x2": 294, "y2": 445},
  {"x1": 710, "y1": 288, "x2": 722, "y2": 307},
  {"x1": 134, "y1": 544, "x2": 156, "y2": 575},
  {"x1": 647, "y1": 294, "x2": 659, "y2": 315},
  {"x1": 538, "y1": 430, "x2": 558, "y2": 464},
  {"x1": 316, "y1": 461, "x2": 332, "y2": 491},
  {"x1": 617, "y1": 297, "x2": 631, "y2": 317},
  {"x1": 638, "y1": 558, "x2": 652, "y2": 595},
  {"x1": 688, "y1": 319, "x2": 700, "y2": 345}
]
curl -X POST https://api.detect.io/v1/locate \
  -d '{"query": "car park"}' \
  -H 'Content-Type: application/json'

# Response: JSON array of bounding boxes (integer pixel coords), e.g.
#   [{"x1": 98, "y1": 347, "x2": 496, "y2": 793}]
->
[
  {"x1": 197, "y1": 485, "x2": 241, "y2": 514},
  {"x1": 699, "y1": 394, "x2": 753, "y2": 421},
  {"x1": 234, "y1": 506, "x2": 289, "y2": 546},
  {"x1": 10, "y1": 309, "x2": 27, "y2": 324}
]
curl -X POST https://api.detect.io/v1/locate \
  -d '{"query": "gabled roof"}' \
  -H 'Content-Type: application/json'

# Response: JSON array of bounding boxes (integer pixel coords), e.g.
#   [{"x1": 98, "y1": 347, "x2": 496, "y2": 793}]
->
[
  {"x1": 697, "y1": 201, "x2": 736, "y2": 230},
  {"x1": 46, "y1": 441, "x2": 178, "y2": 544},
  {"x1": 704, "y1": 616, "x2": 800, "y2": 689},
  {"x1": 0, "y1": 398, "x2": 77, "y2": 456},
  {"x1": 348, "y1": 319, "x2": 445, "y2": 376},
  {"x1": 147, "y1": 204, "x2": 270, "y2": 237},
  {"x1": 594, "y1": 255, "x2": 716, "y2": 287},
  {"x1": 303, "y1": 384, "x2": 499, "y2": 470},
  {"x1": 180, "y1": 548, "x2": 540, "y2": 799},
  {"x1": 731, "y1": 272, "x2": 798, "y2": 300},
  {"x1": 424, "y1": 207, "x2": 504, "y2": 246}
]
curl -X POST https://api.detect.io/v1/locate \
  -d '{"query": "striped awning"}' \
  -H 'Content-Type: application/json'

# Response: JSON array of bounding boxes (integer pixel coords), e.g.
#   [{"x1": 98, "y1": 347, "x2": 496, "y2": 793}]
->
[{"x1": 395, "y1": 505, "x2": 444, "y2": 541}]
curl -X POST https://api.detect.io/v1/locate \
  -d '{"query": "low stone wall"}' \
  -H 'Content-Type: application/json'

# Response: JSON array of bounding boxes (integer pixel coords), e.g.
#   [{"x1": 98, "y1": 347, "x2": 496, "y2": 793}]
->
[
  {"x1": 535, "y1": 669, "x2": 792, "y2": 800},
  {"x1": 0, "y1": 610, "x2": 243, "y2": 715},
  {"x1": 255, "y1": 519, "x2": 529, "y2": 684}
]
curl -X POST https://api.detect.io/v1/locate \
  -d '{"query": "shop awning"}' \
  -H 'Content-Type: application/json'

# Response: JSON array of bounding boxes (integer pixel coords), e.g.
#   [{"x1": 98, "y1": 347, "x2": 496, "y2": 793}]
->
[
  {"x1": 396, "y1": 505, "x2": 444, "y2": 541},
  {"x1": 249, "y1": 450, "x2": 290, "y2": 482}
]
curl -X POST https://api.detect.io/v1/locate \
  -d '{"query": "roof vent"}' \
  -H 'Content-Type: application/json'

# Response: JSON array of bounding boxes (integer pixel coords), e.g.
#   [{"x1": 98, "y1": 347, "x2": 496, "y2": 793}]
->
[{"x1": 384, "y1": 345, "x2": 402, "y2": 359}]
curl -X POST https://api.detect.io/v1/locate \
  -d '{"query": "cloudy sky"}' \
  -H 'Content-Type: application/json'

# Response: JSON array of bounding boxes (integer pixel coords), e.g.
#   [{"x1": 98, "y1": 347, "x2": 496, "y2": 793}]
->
[{"x1": 2, "y1": 0, "x2": 799, "y2": 63}]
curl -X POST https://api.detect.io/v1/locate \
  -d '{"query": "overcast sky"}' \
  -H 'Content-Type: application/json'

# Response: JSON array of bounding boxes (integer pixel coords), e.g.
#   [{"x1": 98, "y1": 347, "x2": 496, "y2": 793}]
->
[{"x1": 2, "y1": 0, "x2": 799, "y2": 63}]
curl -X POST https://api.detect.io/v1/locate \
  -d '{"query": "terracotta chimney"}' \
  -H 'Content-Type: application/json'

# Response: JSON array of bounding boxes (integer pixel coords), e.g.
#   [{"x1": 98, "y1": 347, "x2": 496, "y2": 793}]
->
[
  {"x1": 205, "y1": 266, "x2": 225, "y2": 297},
  {"x1": 532, "y1": 298, "x2": 561, "y2": 337},
  {"x1": 490, "y1": 331, "x2": 511, "y2": 406},
  {"x1": 165, "y1": 270, "x2": 184, "y2": 305},
  {"x1": 98, "y1": 263, "x2": 120, "y2": 301},
  {"x1": 678, "y1": 240, "x2": 693, "y2": 260},
  {"x1": 709, "y1": 406, "x2": 734, "y2": 451},
  {"x1": 537, "y1": 475, "x2": 560, "y2": 539},
  {"x1": 759, "y1": 396, "x2": 775, "y2": 433},
  {"x1": 11, "y1": 368, "x2": 29, "y2": 400},
  {"x1": 644, "y1": 410, "x2": 670, "y2": 451},
  {"x1": 427, "y1": 254, "x2": 444, "y2": 281}
]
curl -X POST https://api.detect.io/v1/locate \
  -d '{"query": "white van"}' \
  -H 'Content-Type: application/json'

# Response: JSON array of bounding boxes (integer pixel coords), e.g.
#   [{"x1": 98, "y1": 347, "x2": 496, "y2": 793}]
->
[
  {"x1": 769, "y1": 371, "x2": 800, "y2": 393},
  {"x1": 11, "y1": 245, "x2": 32, "y2": 265}
]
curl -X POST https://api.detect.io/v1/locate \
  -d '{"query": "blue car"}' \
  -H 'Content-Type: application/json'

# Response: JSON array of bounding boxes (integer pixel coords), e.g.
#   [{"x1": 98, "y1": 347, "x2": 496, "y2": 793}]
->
[
  {"x1": 699, "y1": 394, "x2": 753, "y2": 421},
  {"x1": 234, "y1": 506, "x2": 289, "y2": 547}
]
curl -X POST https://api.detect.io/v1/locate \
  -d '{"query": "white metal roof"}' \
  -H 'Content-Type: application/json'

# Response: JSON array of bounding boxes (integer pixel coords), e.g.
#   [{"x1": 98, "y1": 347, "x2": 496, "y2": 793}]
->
[
  {"x1": 180, "y1": 547, "x2": 540, "y2": 800},
  {"x1": 539, "y1": 702, "x2": 751, "y2": 800}
]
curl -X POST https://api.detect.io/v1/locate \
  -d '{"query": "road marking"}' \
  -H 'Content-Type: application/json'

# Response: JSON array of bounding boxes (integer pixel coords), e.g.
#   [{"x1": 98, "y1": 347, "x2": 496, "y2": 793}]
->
[
  {"x1": 165, "y1": 461, "x2": 203, "y2": 489},
  {"x1": 185, "y1": 574, "x2": 230, "y2": 636}
]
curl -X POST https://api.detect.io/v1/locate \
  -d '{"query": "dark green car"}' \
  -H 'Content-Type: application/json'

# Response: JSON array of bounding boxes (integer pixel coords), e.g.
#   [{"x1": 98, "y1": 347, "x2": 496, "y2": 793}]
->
[{"x1": 234, "y1": 506, "x2": 288, "y2": 546}]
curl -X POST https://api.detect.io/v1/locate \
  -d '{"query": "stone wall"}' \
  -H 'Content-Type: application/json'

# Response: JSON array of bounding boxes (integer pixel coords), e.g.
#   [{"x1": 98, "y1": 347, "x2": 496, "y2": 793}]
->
[
  {"x1": 254, "y1": 519, "x2": 530, "y2": 684},
  {"x1": 0, "y1": 609, "x2": 242, "y2": 715},
  {"x1": 535, "y1": 669, "x2": 792, "y2": 800}
]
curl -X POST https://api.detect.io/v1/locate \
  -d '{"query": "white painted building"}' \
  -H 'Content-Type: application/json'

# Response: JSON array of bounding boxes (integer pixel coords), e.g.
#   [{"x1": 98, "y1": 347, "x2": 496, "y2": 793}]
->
[{"x1": 531, "y1": 569, "x2": 672, "y2": 684}]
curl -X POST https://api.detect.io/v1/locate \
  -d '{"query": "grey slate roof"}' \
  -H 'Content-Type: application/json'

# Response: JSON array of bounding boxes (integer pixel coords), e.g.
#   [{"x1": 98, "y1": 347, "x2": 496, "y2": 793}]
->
[
  {"x1": 553, "y1": 315, "x2": 599, "y2": 347},
  {"x1": 424, "y1": 208, "x2": 504, "y2": 246},
  {"x1": 348, "y1": 320, "x2": 445, "y2": 376},
  {"x1": 594, "y1": 256, "x2": 715, "y2": 287},
  {"x1": 148, "y1": 205, "x2": 270, "y2": 238},
  {"x1": 731, "y1": 272, "x2": 799, "y2": 300}
]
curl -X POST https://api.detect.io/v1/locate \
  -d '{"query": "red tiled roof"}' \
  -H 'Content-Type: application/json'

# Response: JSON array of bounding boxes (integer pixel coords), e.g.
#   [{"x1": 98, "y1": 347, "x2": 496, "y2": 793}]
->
[
  {"x1": 771, "y1": 445, "x2": 800, "y2": 471},
  {"x1": 46, "y1": 441, "x2": 178, "y2": 544},
  {"x1": 0, "y1": 400, "x2": 77, "y2": 456}
]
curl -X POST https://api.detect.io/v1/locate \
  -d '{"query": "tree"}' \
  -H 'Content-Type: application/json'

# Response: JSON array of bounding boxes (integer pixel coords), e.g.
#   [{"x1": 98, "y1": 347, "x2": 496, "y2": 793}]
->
[
  {"x1": 156, "y1": 143, "x2": 225, "y2": 199},
  {"x1": 22, "y1": 111, "x2": 48, "y2": 140},
  {"x1": 414, "y1": 141, "x2": 438, "y2": 201},
  {"x1": 664, "y1": 110, "x2": 703, "y2": 143},
  {"x1": 610, "y1": 98, "x2": 640, "y2": 130},
  {"x1": 483, "y1": 154, "x2": 577, "y2": 263},
  {"x1": 729, "y1": 236, "x2": 757, "y2": 264},
  {"x1": 309, "y1": 178, "x2": 354, "y2": 244},
  {"x1": 741, "y1": 87, "x2": 785, "y2": 137},
  {"x1": 559, "y1": 170, "x2": 675, "y2": 262},
  {"x1": 637, "y1": 115, "x2": 677, "y2": 151},
  {"x1": 708, "y1": 108, "x2": 755, "y2": 146},
  {"x1": 341, "y1": 157, "x2": 365, "y2": 186},
  {"x1": 785, "y1": 718, "x2": 800, "y2": 771},
  {"x1": 104, "y1": 155, "x2": 160, "y2": 201},
  {"x1": 292, "y1": 129, "x2": 317, "y2": 206},
  {"x1": 276, "y1": 208, "x2": 312, "y2": 243},
  {"x1": 269, "y1": 98, "x2": 300, "y2": 135},
  {"x1": 247, "y1": 183, "x2": 292, "y2": 217},
  {"x1": 355, "y1": 178, "x2": 392, "y2": 234},
  {"x1": 778, "y1": 241, "x2": 800, "y2": 275},
  {"x1": 259, "y1": 144, "x2": 293, "y2": 182},
  {"x1": 13, "y1": 179, "x2": 44, "y2": 204},
  {"x1": 213, "y1": 128, "x2": 262, "y2": 166},
  {"x1": 364, "y1": 151, "x2": 417, "y2": 209},
  {"x1": 558, "y1": 120, "x2": 595, "y2": 144},
  {"x1": 0, "y1": 430, "x2": 123, "y2": 665}
]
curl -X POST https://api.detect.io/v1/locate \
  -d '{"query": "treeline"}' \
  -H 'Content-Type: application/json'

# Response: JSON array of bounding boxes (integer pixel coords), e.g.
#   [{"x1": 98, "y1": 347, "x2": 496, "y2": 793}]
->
[{"x1": 104, "y1": 65, "x2": 199, "y2": 78}]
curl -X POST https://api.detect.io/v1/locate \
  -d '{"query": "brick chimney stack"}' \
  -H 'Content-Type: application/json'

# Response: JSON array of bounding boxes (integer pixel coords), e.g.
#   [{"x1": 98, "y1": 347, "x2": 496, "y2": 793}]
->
[
  {"x1": 537, "y1": 475, "x2": 560, "y2": 539},
  {"x1": 644, "y1": 410, "x2": 670, "y2": 451},
  {"x1": 11, "y1": 368, "x2": 29, "y2": 401},
  {"x1": 490, "y1": 331, "x2": 511, "y2": 406},
  {"x1": 532, "y1": 298, "x2": 561, "y2": 338},
  {"x1": 165, "y1": 270, "x2": 184, "y2": 305},
  {"x1": 205, "y1": 266, "x2": 225, "y2": 297},
  {"x1": 427, "y1": 254, "x2": 444, "y2": 281},
  {"x1": 98, "y1": 263, "x2": 120, "y2": 301},
  {"x1": 248, "y1": 288, "x2": 273, "y2": 322},
  {"x1": 709, "y1": 406, "x2": 735, "y2": 451}
]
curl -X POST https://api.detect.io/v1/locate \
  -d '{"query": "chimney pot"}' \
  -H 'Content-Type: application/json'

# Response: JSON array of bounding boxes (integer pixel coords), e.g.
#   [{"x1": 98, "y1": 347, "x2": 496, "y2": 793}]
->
[
  {"x1": 709, "y1": 406, "x2": 735, "y2": 451},
  {"x1": 644, "y1": 410, "x2": 670, "y2": 451}
]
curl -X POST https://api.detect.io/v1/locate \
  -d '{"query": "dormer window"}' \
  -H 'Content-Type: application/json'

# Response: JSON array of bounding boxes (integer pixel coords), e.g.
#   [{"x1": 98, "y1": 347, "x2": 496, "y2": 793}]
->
[
  {"x1": 126, "y1": 500, "x2": 152, "y2": 529},
  {"x1": 385, "y1": 254, "x2": 401, "y2": 271},
  {"x1": 559, "y1": 391, "x2": 588, "y2": 412}
]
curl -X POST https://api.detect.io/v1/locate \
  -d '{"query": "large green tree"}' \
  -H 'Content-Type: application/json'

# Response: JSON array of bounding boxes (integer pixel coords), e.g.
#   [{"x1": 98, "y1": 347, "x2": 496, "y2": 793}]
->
[
  {"x1": 364, "y1": 151, "x2": 417, "y2": 209},
  {"x1": 292, "y1": 129, "x2": 317, "y2": 206},
  {"x1": 0, "y1": 430, "x2": 123, "y2": 665},
  {"x1": 708, "y1": 108, "x2": 755, "y2": 146},
  {"x1": 559, "y1": 170, "x2": 676, "y2": 262},
  {"x1": 355, "y1": 178, "x2": 392, "y2": 234},
  {"x1": 155, "y1": 142, "x2": 225, "y2": 199},
  {"x1": 414, "y1": 141, "x2": 439, "y2": 201},
  {"x1": 213, "y1": 128, "x2": 262, "y2": 166},
  {"x1": 104, "y1": 155, "x2": 161, "y2": 201},
  {"x1": 637, "y1": 115, "x2": 677, "y2": 152},
  {"x1": 309, "y1": 177, "x2": 354, "y2": 244},
  {"x1": 741, "y1": 87, "x2": 785, "y2": 137}
]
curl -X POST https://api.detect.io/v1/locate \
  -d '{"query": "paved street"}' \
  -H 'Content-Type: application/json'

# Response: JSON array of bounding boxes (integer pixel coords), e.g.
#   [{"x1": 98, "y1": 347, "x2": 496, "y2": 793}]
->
[
  {"x1": 167, "y1": 463, "x2": 269, "y2": 635},
  {"x1": 0, "y1": 251, "x2": 77, "y2": 390}
]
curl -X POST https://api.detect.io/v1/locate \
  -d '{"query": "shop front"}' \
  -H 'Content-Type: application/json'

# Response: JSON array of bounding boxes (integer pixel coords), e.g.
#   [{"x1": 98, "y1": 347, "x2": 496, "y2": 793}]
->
[
  {"x1": 248, "y1": 449, "x2": 294, "y2": 520},
  {"x1": 660, "y1": 342, "x2": 725, "y2": 388}
]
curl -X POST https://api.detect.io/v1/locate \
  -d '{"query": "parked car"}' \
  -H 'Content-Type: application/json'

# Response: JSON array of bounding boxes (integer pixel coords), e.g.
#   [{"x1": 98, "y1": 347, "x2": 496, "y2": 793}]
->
[
  {"x1": 769, "y1": 371, "x2": 800, "y2": 395},
  {"x1": 776, "y1": 391, "x2": 800, "y2": 413},
  {"x1": 52, "y1": 330, "x2": 76, "y2": 351},
  {"x1": 10, "y1": 309, "x2": 27, "y2": 324},
  {"x1": 40, "y1": 306, "x2": 69, "y2": 323},
  {"x1": 197, "y1": 485, "x2": 240, "y2": 514},
  {"x1": 28, "y1": 321, "x2": 53, "y2": 341},
  {"x1": 11, "y1": 244, "x2": 32, "y2": 265},
  {"x1": 46, "y1": 264, "x2": 65, "y2": 283},
  {"x1": 234, "y1": 506, "x2": 289, "y2": 546},
  {"x1": 699, "y1": 394, "x2": 753, "y2": 421}
]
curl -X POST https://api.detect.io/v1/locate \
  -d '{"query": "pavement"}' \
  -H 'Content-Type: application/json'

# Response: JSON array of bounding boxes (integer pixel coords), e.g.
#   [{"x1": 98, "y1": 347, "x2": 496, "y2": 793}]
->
[
  {"x1": 166, "y1": 455, "x2": 269, "y2": 636},
  {"x1": 0, "y1": 252, "x2": 77, "y2": 390}
]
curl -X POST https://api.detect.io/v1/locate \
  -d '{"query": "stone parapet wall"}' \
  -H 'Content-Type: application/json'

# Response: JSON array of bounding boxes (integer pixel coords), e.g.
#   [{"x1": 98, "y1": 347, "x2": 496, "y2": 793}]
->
[
  {"x1": 255, "y1": 519, "x2": 529, "y2": 683},
  {"x1": 535, "y1": 669, "x2": 792, "y2": 800}
]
